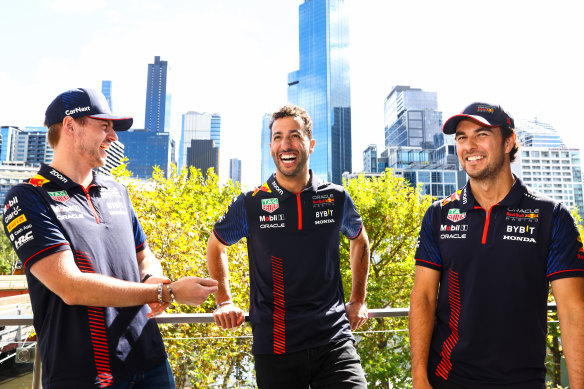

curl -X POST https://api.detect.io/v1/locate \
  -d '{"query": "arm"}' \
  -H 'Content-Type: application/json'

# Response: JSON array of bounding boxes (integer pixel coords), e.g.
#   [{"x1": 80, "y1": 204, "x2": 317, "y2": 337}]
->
[
  {"x1": 206, "y1": 233, "x2": 244, "y2": 329},
  {"x1": 30, "y1": 247, "x2": 218, "y2": 309},
  {"x1": 345, "y1": 226, "x2": 370, "y2": 330},
  {"x1": 409, "y1": 265, "x2": 440, "y2": 389},
  {"x1": 552, "y1": 277, "x2": 584, "y2": 389}
]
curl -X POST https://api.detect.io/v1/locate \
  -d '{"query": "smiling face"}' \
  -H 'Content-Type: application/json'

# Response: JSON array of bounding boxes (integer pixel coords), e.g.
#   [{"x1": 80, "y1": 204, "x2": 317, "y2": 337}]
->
[
  {"x1": 455, "y1": 119, "x2": 513, "y2": 182},
  {"x1": 270, "y1": 116, "x2": 315, "y2": 179},
  {"x1": 73, "y1": 117, "x2": 118, "y2": 169}
]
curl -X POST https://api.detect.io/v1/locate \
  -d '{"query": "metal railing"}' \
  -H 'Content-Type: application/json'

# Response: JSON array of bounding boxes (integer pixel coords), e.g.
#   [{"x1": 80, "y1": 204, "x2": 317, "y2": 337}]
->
[{"x1": 0, "y1": 305, "x2": 558, "y2": 389}]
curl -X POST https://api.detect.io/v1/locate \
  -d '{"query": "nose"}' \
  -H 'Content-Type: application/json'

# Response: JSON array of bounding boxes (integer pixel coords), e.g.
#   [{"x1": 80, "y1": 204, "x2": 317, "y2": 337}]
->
[{"x1": 107, "y1": 126, "x2": 118, "y2": 142}]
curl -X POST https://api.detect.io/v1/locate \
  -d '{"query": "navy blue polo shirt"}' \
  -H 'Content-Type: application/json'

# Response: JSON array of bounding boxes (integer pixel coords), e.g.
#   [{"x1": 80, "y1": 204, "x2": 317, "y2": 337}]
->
[
  {"x1": 2, "y1": 164, "x2": 166, "y2": 389},
  {"x1": 415, "y1": 177, "x2": 584, "y2": 388},
  {"x1": 213, "y1": 171, "x2": 363, "y2": 355}
]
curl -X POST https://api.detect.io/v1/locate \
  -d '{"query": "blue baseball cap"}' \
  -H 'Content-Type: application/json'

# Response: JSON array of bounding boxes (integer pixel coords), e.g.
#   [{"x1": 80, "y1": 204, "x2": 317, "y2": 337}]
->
[
  {"x1": 45, "y1": 88, "x2": 133, "y2": 131},
  {"x1": 443, "y1": 102, "x2": 514, "y2": 135}
]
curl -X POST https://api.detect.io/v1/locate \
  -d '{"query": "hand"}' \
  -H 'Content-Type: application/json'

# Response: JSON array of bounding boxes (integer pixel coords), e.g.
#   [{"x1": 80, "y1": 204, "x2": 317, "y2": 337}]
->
[
  {"x1": 144, "y1": 275, "x2": 171, "y2": 318},
  {"x1": 171, "y1": 277, "x2": 219, "y2": 306},
  {"x1": 213, "y1": 302, "x2": 245, "y2": 329},
  {"x1": 346, "y1": 301, "x2": 368, "y2": 330}
]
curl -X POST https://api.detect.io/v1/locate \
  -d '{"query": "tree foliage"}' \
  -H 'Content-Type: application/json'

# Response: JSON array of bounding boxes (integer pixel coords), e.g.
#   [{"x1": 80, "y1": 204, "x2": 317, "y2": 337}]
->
[
  {"x1": 341, "y1": 170, "x2": 432, "y2": 388},
  {"x1": 116, "y1": 164, "x2": 254, "y2": 388}
]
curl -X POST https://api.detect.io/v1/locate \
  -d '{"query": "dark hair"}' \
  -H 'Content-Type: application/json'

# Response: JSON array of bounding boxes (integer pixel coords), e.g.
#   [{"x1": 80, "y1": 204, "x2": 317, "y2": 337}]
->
[
  {"x1": 500, "y1": 125, "x2": 519, "y2": 162},
  {"x1": 269, "y1": 104, "x2": 313, "y2": 139}
]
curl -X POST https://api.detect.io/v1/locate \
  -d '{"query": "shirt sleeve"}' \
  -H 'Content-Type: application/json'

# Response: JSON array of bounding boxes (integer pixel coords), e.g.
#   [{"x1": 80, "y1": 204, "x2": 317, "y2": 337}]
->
[
  {"x1": 213, "y1": 194, "x2": 249, "y2": 246},
  {"x1": 340, "y1": 191, "x2": 363, "y2": 240},
  {"x1": 414, "y1": 204, "x2": 443, "y2": 270},
  {"x1": 2, "y1": 185, "x2": 70, "y2": 270},
  {"x1": 546, "y1": 203, "x2": 584, "y2": 281},
  {"x1": 130, "y1": 204, "x2": 148, "y2": 252}
]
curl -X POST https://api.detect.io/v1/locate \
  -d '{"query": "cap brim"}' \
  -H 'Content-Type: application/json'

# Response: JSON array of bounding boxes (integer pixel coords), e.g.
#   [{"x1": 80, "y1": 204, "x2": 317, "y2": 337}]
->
[
  {"x1": 442, "y1": 114, "x2": 495, "y2": 134},
  {"x1": 88, "y1": 114, "x2": 133, "y2": 131}
]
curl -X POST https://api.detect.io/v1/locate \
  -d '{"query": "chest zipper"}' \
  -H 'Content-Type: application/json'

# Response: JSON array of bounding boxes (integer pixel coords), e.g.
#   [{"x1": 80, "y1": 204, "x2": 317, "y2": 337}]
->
[
  {"x1": 476, "y1": 204, "x2": 498, "y2": 244},
  {"x1": 82, "y1": 185, "x2": 101, "y2": 224},
  {"x1": 295, "y1": 193, "x2": 302, "y2": 230}
]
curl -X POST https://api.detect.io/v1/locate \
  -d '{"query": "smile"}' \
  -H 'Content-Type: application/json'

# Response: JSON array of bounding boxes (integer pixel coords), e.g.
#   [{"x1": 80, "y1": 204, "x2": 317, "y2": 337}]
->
[{"x1": 467, "y1": 155, "x2": 484, "y2": 161}]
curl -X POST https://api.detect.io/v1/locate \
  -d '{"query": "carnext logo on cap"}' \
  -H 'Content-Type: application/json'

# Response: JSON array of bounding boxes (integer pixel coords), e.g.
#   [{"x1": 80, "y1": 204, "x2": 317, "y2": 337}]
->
[{"x1": 65, "y1": 106, "x2": 91, "y2": 115}]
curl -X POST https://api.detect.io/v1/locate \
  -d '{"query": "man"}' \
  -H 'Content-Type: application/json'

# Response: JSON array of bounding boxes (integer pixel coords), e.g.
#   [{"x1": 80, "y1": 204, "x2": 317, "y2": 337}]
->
[
  {"x1": 206, "y1": 104, "x2": 370, "y2": 388},
  {"x1": 409, "y1": 102, "x2": 584, "y2": 388},
  {"x1": 2, "y1": 88, "x2": 218, "y2": 388}
]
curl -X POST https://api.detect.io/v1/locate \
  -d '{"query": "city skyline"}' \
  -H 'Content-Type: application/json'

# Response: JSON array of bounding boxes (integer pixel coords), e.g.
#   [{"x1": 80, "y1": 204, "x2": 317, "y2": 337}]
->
[{"x1": 1, "y1": 1, "x2": 583, "y2": 188}]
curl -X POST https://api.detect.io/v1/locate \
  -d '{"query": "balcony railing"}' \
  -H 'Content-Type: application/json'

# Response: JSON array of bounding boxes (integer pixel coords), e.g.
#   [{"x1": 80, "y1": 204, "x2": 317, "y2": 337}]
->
[{"x1": 0, "y1": 305, "x2": 559, "y2": 389}]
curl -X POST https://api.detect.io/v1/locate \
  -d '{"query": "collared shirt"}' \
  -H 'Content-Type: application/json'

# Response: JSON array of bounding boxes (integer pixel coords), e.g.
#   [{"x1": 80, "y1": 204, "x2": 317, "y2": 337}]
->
[
  {"x1": 415, "y1": 177, "x2": 584, "y2": 388},
  {"x1": 213, "y1": 170, "x2": 363, "y2": 355},
  {"x1": 2, "y1": 164, "x2": 166, "y2": 389}
]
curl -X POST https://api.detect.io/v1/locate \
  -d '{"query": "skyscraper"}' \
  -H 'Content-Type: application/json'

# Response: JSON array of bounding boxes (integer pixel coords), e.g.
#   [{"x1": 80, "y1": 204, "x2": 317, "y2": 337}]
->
[
  {"x1": 511, "y1": 119, "x2": 584, "y2": 220},
  {"x1": 186, "y1": 139, "x2": 219, "y2": 177},
  {"x1": 144, "y1": 56, "x2": 168, "y2": 133},
  {"x1": 229, "y1": 158, "x2": 242, "y2": 185},
  {"x1": 179, "y1": 112, "x2": 221, "y2": 170},
  {"x1": 287, "y1": 0, "x2": 352, "y2": 184},
  {"x1": 101, "y1": 80, "x2": 112, "y2": 111}
]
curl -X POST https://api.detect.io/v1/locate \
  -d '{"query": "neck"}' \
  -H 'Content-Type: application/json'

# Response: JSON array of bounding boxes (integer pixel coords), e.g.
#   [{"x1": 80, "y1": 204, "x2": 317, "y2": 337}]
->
[
  {"x1": 274, "y1": 169, "x2": 311, "y2": 194},
  {"x1": 50, "y1": 151, "x2": 94, "y2": 188},
  {"x1": 469, "y1": 169, "x2": 515, "y2": 210}
]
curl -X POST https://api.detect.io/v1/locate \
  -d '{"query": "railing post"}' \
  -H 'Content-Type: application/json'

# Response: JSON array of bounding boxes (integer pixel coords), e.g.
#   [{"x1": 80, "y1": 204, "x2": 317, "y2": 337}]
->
[{"x1": 32, "y1": 338, "x2": 42, "y2": 389}]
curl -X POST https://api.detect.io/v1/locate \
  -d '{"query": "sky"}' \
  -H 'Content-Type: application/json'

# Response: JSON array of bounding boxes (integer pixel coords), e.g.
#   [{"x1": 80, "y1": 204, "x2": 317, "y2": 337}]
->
[{"x1": 1, "y1": 0, "x2": 583, "y2": 188}]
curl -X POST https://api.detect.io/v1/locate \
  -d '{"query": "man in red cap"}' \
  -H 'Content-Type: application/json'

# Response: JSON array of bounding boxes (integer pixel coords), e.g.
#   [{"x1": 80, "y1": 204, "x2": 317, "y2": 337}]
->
[
  {"x1": 3, "y1": 88, "x2": 218, "y2": 388},
  {"x1": 409, "y1": 102, "x2": 584, "y2": 388}
]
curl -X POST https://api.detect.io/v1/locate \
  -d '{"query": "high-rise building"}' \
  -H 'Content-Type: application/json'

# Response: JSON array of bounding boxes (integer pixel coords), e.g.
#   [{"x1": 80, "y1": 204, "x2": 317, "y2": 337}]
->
[
  {"x1": 287, "y1": 0, "x2": 352, "y2": 184},
  {"x1": 144, "y1": 56, "x2": 168, "y2": 133},
  {"x1": 101, "y1": 80, "x2": 113, "y2": 111},
  {"x1": 179, "y1": 112, "x2": 221, "y2": 170},
  {"x1": 0, "y1": 126, "x2": 53, "y2": 166},
  {"x1": 186, "y1": 139, "x2": 219, "y2": 176},
  {"x1": 117, "y1": 130, "x2": 175, "y2": 179},
  {"x1": 363, "y1": 86, "x2": 462, "y2": 197},
  {"x1": 229, "y1": 158, "x2": 242, "y2": 185},
  {"x1": 511, "y1": 119, "x2": 584, "y2": 220},
  {"x1": 260, "y1": 113, "x2": 275, "y2": 183}
]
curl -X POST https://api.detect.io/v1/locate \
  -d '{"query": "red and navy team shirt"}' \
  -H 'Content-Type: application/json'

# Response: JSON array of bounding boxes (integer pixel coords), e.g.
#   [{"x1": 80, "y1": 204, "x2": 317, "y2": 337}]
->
[
  {"x1": 213, "y1": 170, "x2": 363, "y2": 355},
  {"x1": 2, "y1": 164, "x2": 166, "y2": 389},
  {"x1": 415, "y1": 177, "x2": 584, "y2": 388}
]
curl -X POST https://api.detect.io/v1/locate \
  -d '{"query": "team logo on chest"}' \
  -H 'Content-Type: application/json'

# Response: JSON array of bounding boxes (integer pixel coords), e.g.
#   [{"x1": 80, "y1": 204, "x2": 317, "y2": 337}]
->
[
  {"x1": 261, "y1": 198, "x2": 279, "y2": 213},
  {"x1": 447, "y1": 208, "x2": 466, "y2": 222},
  {"x1": 48, "y1": 190, "x2": 70, "y2": 203}
]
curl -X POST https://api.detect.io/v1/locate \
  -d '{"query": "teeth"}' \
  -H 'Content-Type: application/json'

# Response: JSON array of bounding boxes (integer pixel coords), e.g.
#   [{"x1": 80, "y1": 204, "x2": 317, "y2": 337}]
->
[
  {"x1": 468, "y1": 155, "x2": 483, "y2": 161},
  {"x1": 281, "y1": 154, "x2": 296, "y2": 161}
]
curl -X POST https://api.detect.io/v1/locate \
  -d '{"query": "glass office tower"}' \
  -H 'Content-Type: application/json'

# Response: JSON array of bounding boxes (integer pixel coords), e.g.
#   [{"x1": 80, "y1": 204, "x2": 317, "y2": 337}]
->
[
  {"x1": 144, "y1": 56, "x2": 168, "y2": 133},
  {"x1": 101, "y1": 80, "x2": 113, "y2": 111},
  {"x1": 260, "y1": 113, "x2": 276, "y2": 183},
  {"x1": 288, "y1": 0, "x2": 351, "y2": 184}
]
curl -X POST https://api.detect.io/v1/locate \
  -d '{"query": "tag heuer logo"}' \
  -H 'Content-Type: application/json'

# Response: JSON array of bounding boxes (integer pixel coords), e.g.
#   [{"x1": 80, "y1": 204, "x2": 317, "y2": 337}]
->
[
  {"x1": 261, "y1": 198, "x2": 279, "y2": 213},
  {"x1": 447, "y1": 208, "x2": 466, "y2": 222},
  {"x1": 48, "y1": 190, "x2": 70, "y2": 203}
]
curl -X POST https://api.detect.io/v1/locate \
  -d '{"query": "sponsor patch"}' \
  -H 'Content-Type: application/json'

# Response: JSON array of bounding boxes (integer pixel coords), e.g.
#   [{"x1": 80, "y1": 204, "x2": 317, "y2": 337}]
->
[
  {"x1": 441, "y1": 190, "x2": 461, "y2": 207},
  {"x1": 503, "y1": 235, "x2": 536, "y2": 243},
  {"x1": 7, "y1": 214, "x2": 27, "y2": 233},
  {"x1": 260, "y1": 223, "x2": 285, "y2": 229},
  {"x1": 447, "y1": 209, "x2": 466, "y2": 222},
  {"x1": 312, "y1": 194, "x2": 334, "y2": 207},
  {"x1": 440, "y1": 224, "x2": 468, "y2": 232},
  {"x1": 49, "y1": 169, "x2": 68, "y2": 183},
  {"x1": 29, "y1": 175, "x2": 50, "y2": 187},
  {"x1": 4, "y1": 196, "x2": 18, "y2": 213},
  {"x1": 48, "y1": 190, "x2": 70, "y2": 203},
  {"x1": 261, "y1": 198, "x2": 279, "y2": 213},
  {"x1": 441, "y1": 233, "x2": 466, "y2": 239},
  {"x1": 4, "y1": 205, "x2": 21, "y2": 224},
  {"x1": 15, "y1": 231, "x2": 34, "y2": 249},
  {"x1": 253, "y1": 183, "x2": 272, "y2": 196},
  {"x1": 506, "y1": 208, "x2": 539, "y2": 222},
  {"x1": 259, "y1": 214, "x2": 285, "y2": 222},
  {"x1": 270, "y1": 180, "x2": 284, "y2": 196}
]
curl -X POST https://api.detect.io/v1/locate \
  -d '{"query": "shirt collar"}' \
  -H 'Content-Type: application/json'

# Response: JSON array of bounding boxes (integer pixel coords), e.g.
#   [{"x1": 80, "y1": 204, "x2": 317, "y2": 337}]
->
[
  {"x1": 34, "y1": 164, "x2": 107, "y2": 191},
  {"x1": 258, "y1": 170, "x2": 318, "y2": 200},
  {"x1": 459, "y1": 175, "x2": 526, "y2": 212}
]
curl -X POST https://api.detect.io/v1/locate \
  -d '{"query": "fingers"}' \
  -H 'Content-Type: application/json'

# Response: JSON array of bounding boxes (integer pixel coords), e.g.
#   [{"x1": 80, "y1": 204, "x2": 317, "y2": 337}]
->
[
  {"x1": 198, "y1": 278, "x2": 219, "y2": 287},
  {"x1": 346, "y1": 303, "x2": 368, "y2": 331},
  {"x1": 213, "y1": 305, "x2": 245, "y2": 329}
]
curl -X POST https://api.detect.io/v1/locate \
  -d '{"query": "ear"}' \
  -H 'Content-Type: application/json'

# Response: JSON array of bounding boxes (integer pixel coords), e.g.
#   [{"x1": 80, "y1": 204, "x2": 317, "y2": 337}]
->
[
  {"x1": 309, "y1": 138, "x2": 316, "y2": 155},
  {"x1": 505, "y1": 132, "x2": 516, "y2": 154},
  {"x1": 62, "y1": 116, "x2": 75, "y2": 135}
]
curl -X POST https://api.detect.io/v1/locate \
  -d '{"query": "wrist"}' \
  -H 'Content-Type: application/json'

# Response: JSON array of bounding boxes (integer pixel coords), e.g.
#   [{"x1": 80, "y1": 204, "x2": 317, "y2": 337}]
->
[{"x1": 215, "y1": 300, "x2": 233, "y2": 311}]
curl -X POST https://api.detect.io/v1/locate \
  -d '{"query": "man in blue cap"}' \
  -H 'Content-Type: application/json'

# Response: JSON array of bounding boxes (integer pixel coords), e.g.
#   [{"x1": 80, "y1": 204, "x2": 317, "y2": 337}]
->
[
  {"x1": 3, "y1": 88, "x2": 218, "y2": 388},
  {"x1": 409, "y1": 102, "x2": 584, "y2": 388}
]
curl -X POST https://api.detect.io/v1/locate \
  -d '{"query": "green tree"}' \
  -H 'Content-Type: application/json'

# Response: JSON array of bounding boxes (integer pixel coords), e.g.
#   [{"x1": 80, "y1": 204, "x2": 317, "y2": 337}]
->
[
  {"x1": 341, "y1": 170, "x2": 432, "y2": 388},
  {"x1": 117, "y1": 164, "x2": 254, "y2": 388},
  {"x1": 0, "y1": 231, "x2": 15, "y2": 274}
]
